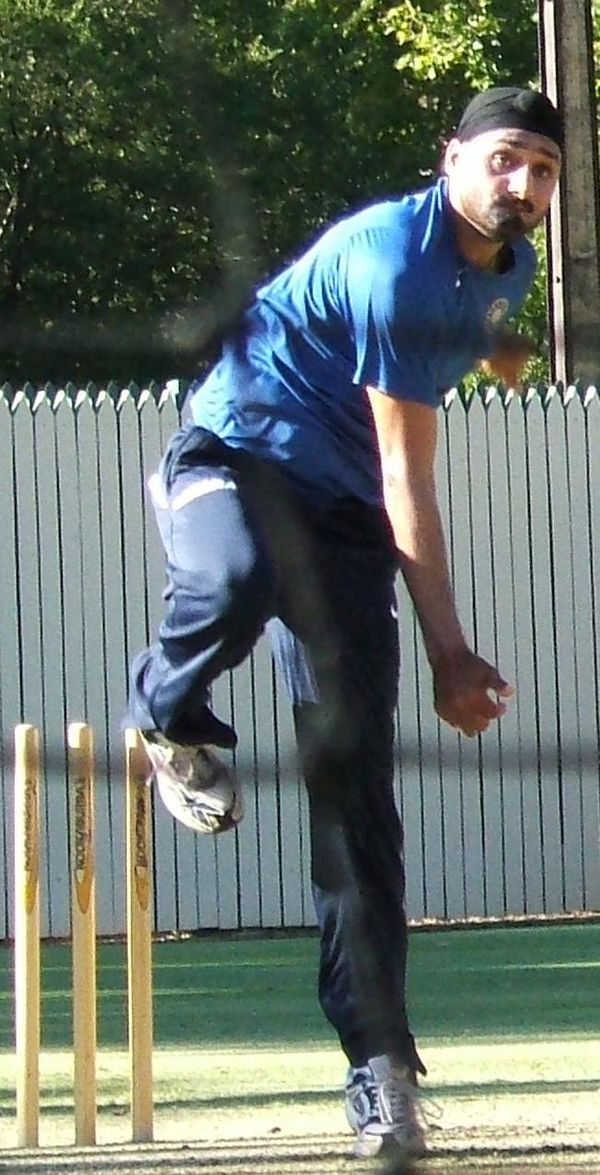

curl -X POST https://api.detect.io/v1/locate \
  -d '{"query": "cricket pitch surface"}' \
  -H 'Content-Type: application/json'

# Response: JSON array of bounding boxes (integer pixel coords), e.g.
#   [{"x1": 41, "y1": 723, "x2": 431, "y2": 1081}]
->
[{"x1": 1, "y1": 1121, "x2": 600, "y2": 1175}]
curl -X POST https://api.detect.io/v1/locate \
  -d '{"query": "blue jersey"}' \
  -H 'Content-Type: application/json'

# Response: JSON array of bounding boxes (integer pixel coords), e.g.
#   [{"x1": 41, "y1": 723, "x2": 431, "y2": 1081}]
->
[{"x1": 189, "y1": 178, "x2": 536, "y2": 505}]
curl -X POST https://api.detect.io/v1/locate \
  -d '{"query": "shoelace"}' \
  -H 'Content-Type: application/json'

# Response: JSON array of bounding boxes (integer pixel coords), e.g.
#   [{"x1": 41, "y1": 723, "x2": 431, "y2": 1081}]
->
[
  {"x1": 412, "y1": 1086, "x2": 444, "y2": 1130},
  {"x1": 363, "y1": 1072, "x2": 442, "y2": 1132},
  {"x1": 379, "y1": 1075, "x2": 418, "y2": 1127}
]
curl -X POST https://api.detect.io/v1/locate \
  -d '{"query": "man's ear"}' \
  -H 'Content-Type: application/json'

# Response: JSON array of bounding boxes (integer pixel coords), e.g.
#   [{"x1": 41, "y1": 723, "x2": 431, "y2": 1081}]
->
[{"x1": 443, "y1": 137, "x2": 462, "y2": 177}]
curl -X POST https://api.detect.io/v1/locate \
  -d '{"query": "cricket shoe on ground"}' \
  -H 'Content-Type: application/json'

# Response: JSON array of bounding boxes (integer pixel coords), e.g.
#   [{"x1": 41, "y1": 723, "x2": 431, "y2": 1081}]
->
[
  {"x1": 345, "y1": 1054, "x2": 427, "y2": 1160},
  {"x1": 141, "y1": 730, "x2": 243, "y2": 834}
]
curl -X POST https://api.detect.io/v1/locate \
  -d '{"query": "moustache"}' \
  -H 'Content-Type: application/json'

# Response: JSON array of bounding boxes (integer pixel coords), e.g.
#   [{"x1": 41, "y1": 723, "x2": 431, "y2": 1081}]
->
[{"x1": 493, "y1": 196, "x2": 535, "y2": 218}]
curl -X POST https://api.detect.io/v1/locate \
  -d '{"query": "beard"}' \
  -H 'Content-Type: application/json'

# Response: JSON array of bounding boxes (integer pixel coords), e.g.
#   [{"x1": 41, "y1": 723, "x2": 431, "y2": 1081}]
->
[{"x1": 483, "y1": 198, "x2": 536, "y2": 243}]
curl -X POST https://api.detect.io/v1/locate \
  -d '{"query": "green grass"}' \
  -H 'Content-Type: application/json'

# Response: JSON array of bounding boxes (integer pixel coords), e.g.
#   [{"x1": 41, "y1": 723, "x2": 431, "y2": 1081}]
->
[
  {"x1": 1, "y1": 921, "x2": 598, "y2": 1054},
  {"x1": 409, "y1": 921, "x2": 600, "y2": 1044},
  {"x1": 0, "y1": 921, "x2": 599, "y2": 1157}
]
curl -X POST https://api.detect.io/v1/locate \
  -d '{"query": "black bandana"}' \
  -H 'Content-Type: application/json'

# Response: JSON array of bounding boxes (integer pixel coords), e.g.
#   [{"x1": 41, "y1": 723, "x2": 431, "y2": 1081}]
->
[{"x1": 456, "y1": 86, "x2": 563, "y2": 149}]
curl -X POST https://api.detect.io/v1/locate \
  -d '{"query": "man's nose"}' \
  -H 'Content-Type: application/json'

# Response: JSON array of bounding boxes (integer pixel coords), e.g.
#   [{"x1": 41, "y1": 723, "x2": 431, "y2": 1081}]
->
[{"x1": 507, "y1": 165, "x2": 534, "y2": 201}]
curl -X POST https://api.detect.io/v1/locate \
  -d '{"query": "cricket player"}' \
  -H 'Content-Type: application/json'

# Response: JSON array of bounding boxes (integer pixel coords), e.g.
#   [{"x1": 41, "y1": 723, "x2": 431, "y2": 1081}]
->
[{"x1": 127, "y1": 86, "x2": 562, "y2": 1158}]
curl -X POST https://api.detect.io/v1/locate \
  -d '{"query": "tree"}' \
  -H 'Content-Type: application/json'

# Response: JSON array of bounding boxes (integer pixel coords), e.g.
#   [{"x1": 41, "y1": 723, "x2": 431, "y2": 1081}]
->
[
  {"x1": 0, "y1": 1, "x2": 554, "y2": 383},
  {"x1": 0, "y1": 0, "x2": 256, "y2": 381}
]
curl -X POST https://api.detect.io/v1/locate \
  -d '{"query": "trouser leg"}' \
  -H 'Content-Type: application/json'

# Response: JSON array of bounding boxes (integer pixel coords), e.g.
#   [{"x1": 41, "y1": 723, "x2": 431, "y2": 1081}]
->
[
  {"x1": 268, "y1": 517, "x2": 423, "y2": 1074},
  {"x1": 128, "y1": 423, "x2": 421, "y2": 1070},
  {"x1": 298, "y1": 700, "x2": 421, "y2": 1072},
  {"x1": 127, "y1": 425, "x2": 276, "y2": 744}
]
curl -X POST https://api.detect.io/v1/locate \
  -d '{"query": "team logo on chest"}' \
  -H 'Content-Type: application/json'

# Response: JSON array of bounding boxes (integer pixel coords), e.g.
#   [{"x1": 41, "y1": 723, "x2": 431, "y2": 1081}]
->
[{"x1": 485, "y1": 297, "x2": 509, "y2": 332}]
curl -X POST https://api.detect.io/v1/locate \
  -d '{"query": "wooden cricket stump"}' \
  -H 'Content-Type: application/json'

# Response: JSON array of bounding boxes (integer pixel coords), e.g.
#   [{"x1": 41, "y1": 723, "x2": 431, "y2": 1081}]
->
[{"x1": 13, "y1": 723, "x2": 155, "y2": 1148}]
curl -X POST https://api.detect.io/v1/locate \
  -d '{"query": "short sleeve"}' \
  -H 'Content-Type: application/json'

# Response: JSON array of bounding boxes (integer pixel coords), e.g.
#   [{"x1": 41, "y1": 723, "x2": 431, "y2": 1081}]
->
[{"x1": 340, "y1": 231, "x2": 441, "y2": 408}]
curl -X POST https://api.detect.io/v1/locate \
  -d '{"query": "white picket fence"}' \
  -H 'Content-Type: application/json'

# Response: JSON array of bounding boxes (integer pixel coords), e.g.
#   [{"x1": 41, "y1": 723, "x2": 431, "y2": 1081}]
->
[{"x1": 1, "y1": 380, "x2": 599, "y2": 940}]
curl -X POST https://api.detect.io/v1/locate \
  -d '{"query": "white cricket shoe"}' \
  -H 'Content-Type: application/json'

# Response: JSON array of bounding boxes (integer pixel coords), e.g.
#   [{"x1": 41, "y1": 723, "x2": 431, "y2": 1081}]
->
[
  {"x1": 141, "y1": 730, "x2": 243, "y2": 834},
  {"x1": 345, "y1": 1054, "x2": 427, "y2": 1160}
]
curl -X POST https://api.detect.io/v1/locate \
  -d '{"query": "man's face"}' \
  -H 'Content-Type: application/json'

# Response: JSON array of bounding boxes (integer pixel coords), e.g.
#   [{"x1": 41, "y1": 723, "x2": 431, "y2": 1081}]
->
[{"x1": 445, "y1": 127, "x2": 562, "y2": 243}]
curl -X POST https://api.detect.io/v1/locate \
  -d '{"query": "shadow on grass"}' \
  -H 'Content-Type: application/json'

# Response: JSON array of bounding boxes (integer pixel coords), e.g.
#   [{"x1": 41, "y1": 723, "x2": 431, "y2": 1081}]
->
[{"x1": 1, "y1": 1074, "x2": 598, "y2": 1120}]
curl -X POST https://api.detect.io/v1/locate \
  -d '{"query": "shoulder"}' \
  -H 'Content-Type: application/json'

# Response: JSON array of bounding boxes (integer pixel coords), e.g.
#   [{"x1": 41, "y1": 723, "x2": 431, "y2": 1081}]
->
[{"x1": 322, "y1": 180, "x2": 441, "y2": 256}]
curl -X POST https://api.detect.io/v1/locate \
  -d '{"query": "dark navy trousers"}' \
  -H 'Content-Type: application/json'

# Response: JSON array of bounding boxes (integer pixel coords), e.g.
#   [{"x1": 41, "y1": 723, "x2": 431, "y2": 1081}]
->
[{"x1": 128, "y1": 422, "x2": 423, "y2": 1073}]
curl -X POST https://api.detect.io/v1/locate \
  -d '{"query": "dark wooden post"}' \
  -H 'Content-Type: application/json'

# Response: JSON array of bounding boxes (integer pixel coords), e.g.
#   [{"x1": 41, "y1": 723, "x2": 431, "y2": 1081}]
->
[{"x1": 538, "y1": 0, "x2": 600, "y2": 386}]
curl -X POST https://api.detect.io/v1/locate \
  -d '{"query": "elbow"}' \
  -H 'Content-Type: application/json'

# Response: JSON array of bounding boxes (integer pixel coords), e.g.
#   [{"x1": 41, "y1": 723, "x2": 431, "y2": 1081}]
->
[
  {"x1": 381, "y1": 458, "x2": 434, "y2": 502},
  {"x1": 380, "y1": 453, "x2": 408, "y2": 496}
]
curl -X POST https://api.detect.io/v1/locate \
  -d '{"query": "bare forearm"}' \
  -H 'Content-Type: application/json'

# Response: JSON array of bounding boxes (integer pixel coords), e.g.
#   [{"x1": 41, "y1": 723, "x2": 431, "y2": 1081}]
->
[
  {"x1": 366, "y1": 388, "x2": 513, "y2": 735},
  {"x1": 384, "y1": 476, "x2": 467, "y2": 666}
]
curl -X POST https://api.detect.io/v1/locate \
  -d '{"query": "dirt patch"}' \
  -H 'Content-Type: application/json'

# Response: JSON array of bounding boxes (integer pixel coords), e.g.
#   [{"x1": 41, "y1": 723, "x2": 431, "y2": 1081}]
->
[{"x1": 1, "y1": 1129, "x2": 600, "y2": 1175}]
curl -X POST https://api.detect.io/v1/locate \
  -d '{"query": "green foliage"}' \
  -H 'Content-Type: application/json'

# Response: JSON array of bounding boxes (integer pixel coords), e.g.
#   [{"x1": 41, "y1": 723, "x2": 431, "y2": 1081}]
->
[
  {"x1": 386, "y1": 0, "x2": 536, "y2": 87},
  {"x1": 0, "y1": 0, "x2": 555, "y2": 383}
]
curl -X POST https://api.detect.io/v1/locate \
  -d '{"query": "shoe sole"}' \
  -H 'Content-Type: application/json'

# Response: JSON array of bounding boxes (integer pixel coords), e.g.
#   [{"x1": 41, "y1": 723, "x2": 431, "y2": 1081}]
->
[{"x1": 156, "y1": 776, "x2": 244, "y2": 835}]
